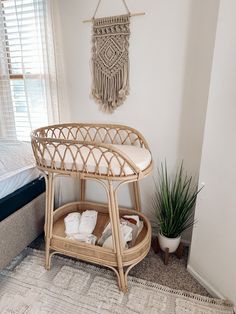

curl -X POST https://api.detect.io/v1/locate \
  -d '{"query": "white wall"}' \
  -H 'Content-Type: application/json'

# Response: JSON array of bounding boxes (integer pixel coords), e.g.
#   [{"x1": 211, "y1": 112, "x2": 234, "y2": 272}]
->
[
  {"x1": 188, "y1": 0, "x2": 236, "y2": 307},
  {"x1": 54, "y1": 0, "x2": 219, "y2": 236}
]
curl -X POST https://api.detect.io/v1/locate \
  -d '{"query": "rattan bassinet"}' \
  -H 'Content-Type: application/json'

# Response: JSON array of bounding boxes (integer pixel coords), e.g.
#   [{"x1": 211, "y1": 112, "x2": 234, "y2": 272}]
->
[{"x1": 31, "y1": 123, "x2": 153, "y2": 292}]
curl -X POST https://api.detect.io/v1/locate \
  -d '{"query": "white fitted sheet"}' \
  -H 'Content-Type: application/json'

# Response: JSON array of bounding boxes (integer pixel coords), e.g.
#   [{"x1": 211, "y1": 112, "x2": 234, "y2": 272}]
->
[
  {"x1": 44, "y1": 144, "x2": 152, "y2": 176},
  {"x1": 0, "y1": 140, "x2": 41, "y2": 199}
]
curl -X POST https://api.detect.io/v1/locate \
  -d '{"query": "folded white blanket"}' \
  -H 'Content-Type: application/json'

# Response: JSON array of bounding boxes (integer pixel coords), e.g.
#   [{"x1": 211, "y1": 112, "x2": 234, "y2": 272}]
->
[
  {"x1": 102, "y1": 224, "x2": 133, "y2": 250},
  {"x1": 78, "y1": 210, "x2": 98, "y2": 235},
  {"x1": 99, "y1": 215, "x2": 143, "y2": 250},
  {"x1": 103, "y1": 215, "x2": 140, "y2": 235},
  {"x1": 67, "y1": 233, "x2": 97, "y2": 245},
  {"x1": 64, "y1": 210, "x2": 98, "y2": 245},
  {"x1": 64, "y1": 212, "x2": 81, "y2": 235}
]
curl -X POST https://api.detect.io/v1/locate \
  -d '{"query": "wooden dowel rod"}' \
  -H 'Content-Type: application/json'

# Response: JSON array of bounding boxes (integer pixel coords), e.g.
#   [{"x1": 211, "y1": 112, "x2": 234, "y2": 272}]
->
[{"x1": 83, "y1": 12, "x2": 145, "y2": 23}]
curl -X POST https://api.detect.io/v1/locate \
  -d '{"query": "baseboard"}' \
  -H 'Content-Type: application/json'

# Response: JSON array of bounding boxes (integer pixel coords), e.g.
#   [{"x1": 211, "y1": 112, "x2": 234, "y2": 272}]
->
[
  {"x1": 187, "y1": 264, "x2": 224, "y2": 298},
  {"x1": 180, "y1": 239, "x2": 191, "y2": 247},
  {"x1": 187, "y1": 265, "x2": 236, "y2": 312}
]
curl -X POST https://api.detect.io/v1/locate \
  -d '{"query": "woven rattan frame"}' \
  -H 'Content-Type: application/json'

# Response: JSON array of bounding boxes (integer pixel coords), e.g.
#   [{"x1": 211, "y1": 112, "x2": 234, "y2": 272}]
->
[
  {"x1": 31, "y1": 123, "x2": 153, "y2": 292},
  {"x1": 31, "y1": 123, "x2": 152, "y2": 180}
]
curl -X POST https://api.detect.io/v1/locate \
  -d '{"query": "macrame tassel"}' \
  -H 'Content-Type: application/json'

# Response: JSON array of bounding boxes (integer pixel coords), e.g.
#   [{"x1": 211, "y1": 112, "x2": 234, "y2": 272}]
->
[{"x1": 91, "y1": 14, "x2": 130, "y2": 113}]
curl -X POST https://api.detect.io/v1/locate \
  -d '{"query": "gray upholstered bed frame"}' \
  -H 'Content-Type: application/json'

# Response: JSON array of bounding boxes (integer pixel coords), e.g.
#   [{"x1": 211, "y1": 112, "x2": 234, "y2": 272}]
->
[{"x1": 0, "y1": 193, "x2": 45, "y2": 269}]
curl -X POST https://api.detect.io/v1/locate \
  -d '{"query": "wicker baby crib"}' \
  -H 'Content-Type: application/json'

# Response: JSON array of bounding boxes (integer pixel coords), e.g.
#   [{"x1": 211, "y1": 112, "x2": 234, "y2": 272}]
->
[{"x1": 31, "y1": 123, "x2": 153, "y2": 292}]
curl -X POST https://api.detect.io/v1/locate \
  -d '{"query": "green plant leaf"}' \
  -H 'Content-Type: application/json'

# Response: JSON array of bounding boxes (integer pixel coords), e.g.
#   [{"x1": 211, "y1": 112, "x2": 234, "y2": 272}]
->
[{"x1": 152, "y1": 161, "x2": 203, "y2": 238}]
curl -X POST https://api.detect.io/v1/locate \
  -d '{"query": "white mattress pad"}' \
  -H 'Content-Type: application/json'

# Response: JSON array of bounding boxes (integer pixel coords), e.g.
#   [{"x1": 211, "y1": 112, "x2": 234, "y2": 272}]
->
[
  {"x1": 44, "y1": 144, "x2": 151, "y2": 176},
  {"x1": 0, "y1": 140, "x2": 40, "y2": 198}
]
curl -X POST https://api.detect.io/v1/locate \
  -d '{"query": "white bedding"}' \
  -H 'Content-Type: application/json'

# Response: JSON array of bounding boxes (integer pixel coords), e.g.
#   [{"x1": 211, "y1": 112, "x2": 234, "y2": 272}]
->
[
  {"x1": 44, "y1": 144, "x2": 152, "y2": 176},
  {"x1": 0, "y1": 140, "x2": 41, "y2": 199}
]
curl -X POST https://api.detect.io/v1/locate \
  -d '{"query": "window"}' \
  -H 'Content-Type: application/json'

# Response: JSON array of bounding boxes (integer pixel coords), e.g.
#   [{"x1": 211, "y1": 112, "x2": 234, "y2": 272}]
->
[{"x1": 0, "y1": 0, "x2": 58, "y2": 141}]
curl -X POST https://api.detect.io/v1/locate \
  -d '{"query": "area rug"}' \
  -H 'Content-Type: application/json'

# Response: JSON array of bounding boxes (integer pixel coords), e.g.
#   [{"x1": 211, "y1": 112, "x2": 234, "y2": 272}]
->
[{"x1": 0, "y1": 249, "x2": 233, "y2": 314}]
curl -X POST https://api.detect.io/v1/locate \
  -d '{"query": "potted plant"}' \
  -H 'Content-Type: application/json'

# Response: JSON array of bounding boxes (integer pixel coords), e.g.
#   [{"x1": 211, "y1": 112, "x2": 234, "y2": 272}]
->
[{"x1": 153, "y1": 162, "x2": 203, "y2": 253}]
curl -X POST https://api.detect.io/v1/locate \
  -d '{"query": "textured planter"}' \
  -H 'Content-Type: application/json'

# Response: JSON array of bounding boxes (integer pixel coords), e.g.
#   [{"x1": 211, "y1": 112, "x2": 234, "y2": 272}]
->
[{"x1": 158, "y1": 232, "x2": 181, "y2": 253}]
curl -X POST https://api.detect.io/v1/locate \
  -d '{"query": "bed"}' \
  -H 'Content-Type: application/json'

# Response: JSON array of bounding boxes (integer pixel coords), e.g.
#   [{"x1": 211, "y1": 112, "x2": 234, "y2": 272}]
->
[{"x1": 0, "y1": 140, "x2": 45, "y2": 269}]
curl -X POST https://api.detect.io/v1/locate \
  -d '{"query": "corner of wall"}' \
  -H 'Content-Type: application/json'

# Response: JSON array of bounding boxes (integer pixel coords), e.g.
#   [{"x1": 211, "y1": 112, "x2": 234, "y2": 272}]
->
[{"x1": 187, "y1": 264, "x2": 236, "y2": 312}]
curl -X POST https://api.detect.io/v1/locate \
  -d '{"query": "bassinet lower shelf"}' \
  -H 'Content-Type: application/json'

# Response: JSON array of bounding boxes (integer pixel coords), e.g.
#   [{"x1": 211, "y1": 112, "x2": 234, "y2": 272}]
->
[
  {"x1": 50, "y1": 201, "x2": 151, "y2": 268},
  {"x1": 31, "y1": 123, "x2": 153, "y2": 292}
]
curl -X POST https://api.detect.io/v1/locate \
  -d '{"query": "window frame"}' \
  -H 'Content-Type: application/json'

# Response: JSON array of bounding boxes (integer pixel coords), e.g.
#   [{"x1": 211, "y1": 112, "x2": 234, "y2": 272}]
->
[{"x1": 1, "y1": 0, "x2": 43, "y2": 80}]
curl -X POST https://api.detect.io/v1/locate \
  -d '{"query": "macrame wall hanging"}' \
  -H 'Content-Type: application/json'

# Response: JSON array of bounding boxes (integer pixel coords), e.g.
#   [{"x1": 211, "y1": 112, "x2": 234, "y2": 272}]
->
[{"x1": 83, "y1": 0, "x2": 145, "y2": 113}]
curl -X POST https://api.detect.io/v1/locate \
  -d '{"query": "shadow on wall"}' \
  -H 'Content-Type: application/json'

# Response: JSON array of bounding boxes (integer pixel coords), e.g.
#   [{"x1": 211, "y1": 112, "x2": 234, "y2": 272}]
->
[
  {"x1": 178, "y1": 0, "x2": 219, "y2": 173},
  {"x1": 177, "y1": 0, "x2": 220, "y2": 241}
]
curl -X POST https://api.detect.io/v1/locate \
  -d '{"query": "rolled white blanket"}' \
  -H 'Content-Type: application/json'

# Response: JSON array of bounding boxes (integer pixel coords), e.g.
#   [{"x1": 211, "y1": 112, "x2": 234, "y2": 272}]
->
[{"x1": 64, "y1": 212, "x2": 81, "y2": 236}]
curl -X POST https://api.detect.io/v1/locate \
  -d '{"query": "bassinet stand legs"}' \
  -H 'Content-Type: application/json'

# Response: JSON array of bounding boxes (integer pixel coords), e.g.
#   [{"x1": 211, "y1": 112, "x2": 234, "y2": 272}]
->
[
  {"x1": 80, "y1": 178, "x2": 86, "y2": 201},
  {"x1": 43, "y1": 176, "x2": 142, "y2": 292},
  {"x1": 78, "y1": 179, "x2": 141, "y2": 292},
  {"x1": 108, "y1": 181, "x2": 128, "y2": 292},
  {"x1": 44, "y1": 173, "x2": 54, "y2": 270},
  {"x1": 132, "y1": 181, "x2": 141, "y2": 212}
]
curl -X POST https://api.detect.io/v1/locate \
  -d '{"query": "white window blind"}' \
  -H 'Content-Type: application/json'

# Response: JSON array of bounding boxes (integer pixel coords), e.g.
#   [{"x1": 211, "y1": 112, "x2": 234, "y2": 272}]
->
[{"x1": 0, "y1": 0, "x2": 59, "y2": 141}]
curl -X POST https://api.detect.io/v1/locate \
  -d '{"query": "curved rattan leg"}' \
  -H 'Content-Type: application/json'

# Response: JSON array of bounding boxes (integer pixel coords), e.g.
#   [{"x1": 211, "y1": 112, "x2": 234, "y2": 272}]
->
[
  {"x1": 114, "y1": 189, "x2": 129, "y2": 292},
  {"x1": 80, "y1": 178, "x2": 86, "y2": 201},
  {"x1": 44, "y1": 175, "x2": 50, "y2": 269},
  {"x1": 108, "y1": 181, "x2": 128, "y2": 292},
  {"x1": 132, "y1": 181, "x2": 141, "y2": 212},
  {"x1": 45, "y1": 173, "x2": 54, "y2": 270}
]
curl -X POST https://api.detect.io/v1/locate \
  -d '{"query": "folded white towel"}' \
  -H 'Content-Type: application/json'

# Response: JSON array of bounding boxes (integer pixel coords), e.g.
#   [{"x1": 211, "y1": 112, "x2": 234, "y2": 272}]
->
[
  {"x1": 64, "y1": 212, "x2": 81, "y2": 236},
  {"x1": 102, "y1": 222, "x2": 111, "y2": 235},
  {"x1": 137, "y1": 221, "x2": 144, "y2": 236},
  {"x1": 102, "y1": 215, "x2": 140, "y2": 235},
  {"x1": 122, "y1": 224, "x2": 133, "y2": 242},
  {"x1": 67, "y1": 233, "x2": 97, "y2": 245},
  {"x1": 102, "y1": 224, "x2": 133, "y2": 250},
  {"x1": 78, "y1": 210, "x2": 98, "y2": 235},
  {"x1": 103, "y1": 235, "x2": 126, "y2": 250}
]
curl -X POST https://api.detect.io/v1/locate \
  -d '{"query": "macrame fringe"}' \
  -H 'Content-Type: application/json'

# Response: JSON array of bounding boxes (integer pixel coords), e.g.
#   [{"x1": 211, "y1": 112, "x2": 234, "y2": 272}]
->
[
  {"x1": 92, "y1": 63, "x2": 129, "y2": 113},
  {"x1": 91, "y1": 14, "x2": 130, "y2": 113}
]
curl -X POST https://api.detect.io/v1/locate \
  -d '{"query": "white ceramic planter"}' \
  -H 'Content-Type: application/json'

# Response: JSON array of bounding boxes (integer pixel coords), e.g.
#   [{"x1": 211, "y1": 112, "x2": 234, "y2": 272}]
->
[{"x1": 158, "y1": 232, "x2": 181, "y2": 253}]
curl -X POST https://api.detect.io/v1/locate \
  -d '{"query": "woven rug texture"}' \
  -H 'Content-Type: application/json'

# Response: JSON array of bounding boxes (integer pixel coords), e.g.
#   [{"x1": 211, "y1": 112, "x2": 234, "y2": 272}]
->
[{"x1": 0, "y1": 249, "x2": 233, "y2": 314}]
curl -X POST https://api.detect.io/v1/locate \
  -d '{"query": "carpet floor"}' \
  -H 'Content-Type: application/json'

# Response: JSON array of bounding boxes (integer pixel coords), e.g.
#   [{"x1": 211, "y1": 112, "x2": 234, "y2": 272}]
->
[
  {"x1": 29, "y1": 235, "x2": 210, "y2": 297},
  {"x1": 1, "y1": 249, "x2": 234, "y2": 314}
]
